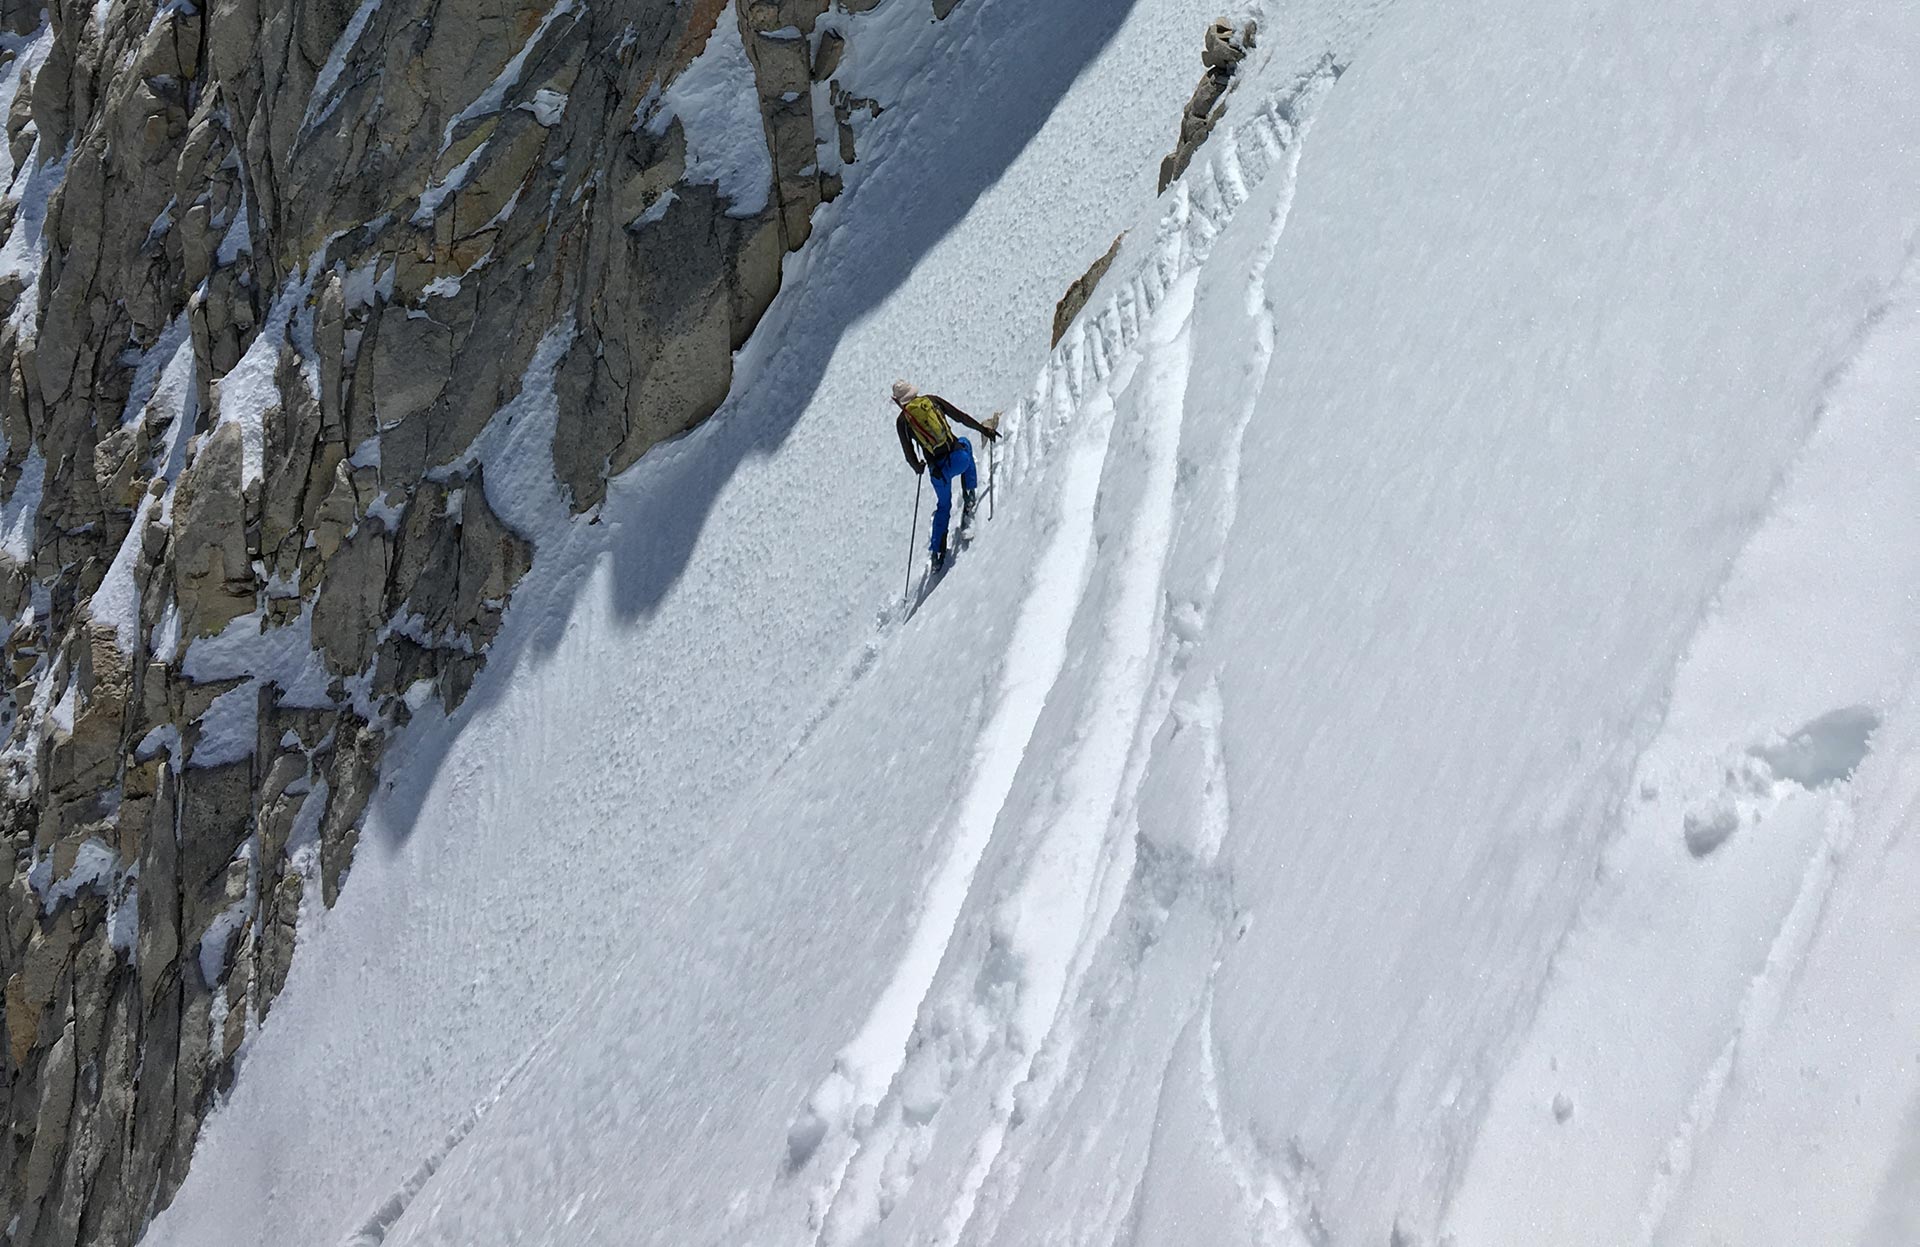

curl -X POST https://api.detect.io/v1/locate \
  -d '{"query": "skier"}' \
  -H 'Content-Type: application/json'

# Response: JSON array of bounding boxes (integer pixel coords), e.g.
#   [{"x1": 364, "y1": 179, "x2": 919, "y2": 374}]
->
[{"x1": 893, "y1": 379, "x2": 1000, "y2": 572}]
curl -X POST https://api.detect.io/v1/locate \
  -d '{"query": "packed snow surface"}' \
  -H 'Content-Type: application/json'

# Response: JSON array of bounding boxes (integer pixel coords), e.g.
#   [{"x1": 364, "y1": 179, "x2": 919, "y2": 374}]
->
[{"x1": 145, "y1": 0, "x2": 1920, "y2": 1244}]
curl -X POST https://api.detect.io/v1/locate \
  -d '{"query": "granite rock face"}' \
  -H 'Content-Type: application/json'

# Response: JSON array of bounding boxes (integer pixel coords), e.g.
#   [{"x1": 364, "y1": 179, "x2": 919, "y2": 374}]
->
[
  {"x1": 1159, "y1": 16, "x2": 1257, "y2": 192},
  {"x1": 0, "y1": 0, "x2": 961, "y2": 1240}
]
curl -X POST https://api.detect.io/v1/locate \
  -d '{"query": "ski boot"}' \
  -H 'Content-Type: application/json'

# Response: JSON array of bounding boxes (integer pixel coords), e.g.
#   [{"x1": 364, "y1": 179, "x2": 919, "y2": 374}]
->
[
  {"x1": 930, "y1": 537, "x2": 948, "y2": 573},
  {"x1": 960, "y1": 488, "x2": 978, "y2": 541}
]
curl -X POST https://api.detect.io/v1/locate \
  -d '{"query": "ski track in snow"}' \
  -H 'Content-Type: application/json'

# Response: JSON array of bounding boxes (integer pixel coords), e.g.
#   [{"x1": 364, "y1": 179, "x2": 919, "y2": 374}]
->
[
  {"x1": 1631, "y1": 267, "x2": 1920, "y2": 1247},
  {"x1": 146, "y1": 2, "x2": 1314, "y2": 1242},
  {"x1": 133, "y1": 0, "x2": 1920, "y2": 1240},
  {"x1": 956, "y1": 104, "x2": 1326, "y2": 1247},
  {"x1": 793, "y1": 376, "x2": 1114, "y2": 1222},
  {"x1": 1102, "y1": 127, "x2": 1324, "y2": 1247},
  {"x1": 932, "y1": 270, "x2": 1197, "y2": 1245},
  {"x1": 1197, "y1": 1000, "x2": 1321, "y2": 1247},
  {"x1": 338, "y1": 1043, "x2": 544, "y2": 1247},
  {"x1": 800, "y1": 60, "x2": 1336, "y2": 1246}
]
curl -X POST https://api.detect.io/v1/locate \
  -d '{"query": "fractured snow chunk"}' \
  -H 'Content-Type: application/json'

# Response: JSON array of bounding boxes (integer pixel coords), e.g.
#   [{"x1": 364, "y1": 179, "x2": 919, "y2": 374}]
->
[
  {"x1": 137, "y1": 723, "x2": 180, "y2": 763},
  {"x1": 1, "y1": 447, "x2": 45, "y2": 563},
  {"x1": 198, "y1": 893, "x2": 251, "y2": 987},
  {"x1": 364, "y1": 490, "x2": 405, "y2": 530},
  {"x1": 184, "y1": 606, "x2": 335, "y2": 709},
  {"x1": 49, "y1": 672, "x2": 75, "y2": 732},
  {"x1": 92, "y1": 499, "x2": 151, "y2": 655},
  {"x1": 348, "y1": 434, "x2": 382, "y2": 469},
  {"x1": 107, "y1": 878, "x2": 140, "y2": 954},
  {"x1": 480, "y1": 185, "x2": 523, "y2": 232},
  {"x1": 216, "y1": 193, "x2": 252, "y2": 265},
  {"x1": 214, "y1": 279, "x2": 310, "y2": 491},
  {"x1": 1682, "y1": 800, "x2": 1740, "y2": 858},
  {"x1": 631, "y1": 188, "x2": 676, "y2": 229},
  {"x1": 342, "y1": 257, "x2": 382, "y2": 310},
  {"x1": 149, "y1": 600, "x2": 182, "y2": 664},
  {"x1": 428, "y1": 317, "x2": 574, "y2": 540},
  {"x1": 522, "y1": 88, "x2": 568, "y2": 127},
  {"x1": 287, "y1": 777, "x2": 330, "y2": 856}
]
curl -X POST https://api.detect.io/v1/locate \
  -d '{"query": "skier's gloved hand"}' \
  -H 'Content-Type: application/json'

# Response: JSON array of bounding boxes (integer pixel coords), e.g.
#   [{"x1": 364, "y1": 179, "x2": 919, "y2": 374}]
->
[
  {"x1": 981, "y1": 413, "x2": 1003, "y2": 441},
  {"x1": 913, "y1": 460, "x2": 926, "y2": 476}
]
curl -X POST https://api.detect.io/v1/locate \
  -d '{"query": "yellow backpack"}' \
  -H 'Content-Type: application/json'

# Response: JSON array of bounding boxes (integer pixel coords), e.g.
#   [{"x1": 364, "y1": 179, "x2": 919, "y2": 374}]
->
[{"x1": 902, "y1": 395, "x2": 957, "y2": 457}]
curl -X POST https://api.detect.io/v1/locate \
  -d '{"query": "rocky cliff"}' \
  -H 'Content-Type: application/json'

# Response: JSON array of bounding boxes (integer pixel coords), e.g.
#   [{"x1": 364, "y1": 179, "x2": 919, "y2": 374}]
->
[{"x1": 0, "y1": 0, "x2": 915, "y2": 1239}]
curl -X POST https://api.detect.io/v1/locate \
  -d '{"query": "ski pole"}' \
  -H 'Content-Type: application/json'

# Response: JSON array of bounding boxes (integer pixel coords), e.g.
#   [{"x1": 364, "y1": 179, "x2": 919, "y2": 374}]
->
[
  {"x1": 905, "y1": 474, "x2": 923, "y2": 600},
  {"x1": 988, "y1": 435, "x2": 996, "y2": 521}
]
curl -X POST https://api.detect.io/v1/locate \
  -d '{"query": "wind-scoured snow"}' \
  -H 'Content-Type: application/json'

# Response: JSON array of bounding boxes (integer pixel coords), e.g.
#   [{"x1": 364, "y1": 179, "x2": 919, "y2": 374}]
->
[{"x1": 141, "y1": 0, "x2": 1920, "y2": 1244}]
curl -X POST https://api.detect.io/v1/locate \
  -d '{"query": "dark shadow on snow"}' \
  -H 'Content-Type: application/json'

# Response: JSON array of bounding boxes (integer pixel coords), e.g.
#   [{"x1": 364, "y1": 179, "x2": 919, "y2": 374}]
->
[
  {"x1": 366, "y1": 0, "x2": 1151, "y2": 844},
  {"x1": 596, "y1": 0, "x2": 1148, "y2": 623}
]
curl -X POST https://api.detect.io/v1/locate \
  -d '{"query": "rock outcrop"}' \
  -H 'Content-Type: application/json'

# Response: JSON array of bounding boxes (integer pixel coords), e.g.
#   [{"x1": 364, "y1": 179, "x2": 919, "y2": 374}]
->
[
  {"x1": 1052, "y1": 233, "x2": 1123, "y2": 346},
  {"x1": 0, "y1": 0, "x2": 962, "y2": 1241},
  {"x1": 1159, "y1": 17, "x2": 1257, "y2": 192}
]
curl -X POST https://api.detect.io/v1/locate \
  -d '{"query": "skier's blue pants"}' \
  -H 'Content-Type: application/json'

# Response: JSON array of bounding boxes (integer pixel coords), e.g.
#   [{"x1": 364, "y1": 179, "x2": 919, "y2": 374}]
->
[{"x1": 926, "y1": 438, "x2": 978, "y2": 553}]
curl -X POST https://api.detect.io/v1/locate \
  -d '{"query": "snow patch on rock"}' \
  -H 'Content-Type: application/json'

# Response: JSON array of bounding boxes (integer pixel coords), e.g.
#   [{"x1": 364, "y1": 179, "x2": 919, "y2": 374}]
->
[{"x1": 643, "y1": 2, "x2": 771, "y2": 219}]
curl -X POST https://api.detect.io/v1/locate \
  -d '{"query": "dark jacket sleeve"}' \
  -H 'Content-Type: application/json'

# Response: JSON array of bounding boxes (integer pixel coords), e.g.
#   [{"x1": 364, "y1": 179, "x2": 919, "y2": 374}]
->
[
  {"x1": 930, "y1": 395, "x2": 996, "y2": 439},
  {"x1": 895, "y1": 413, "x2": 922, "y2": 470}
]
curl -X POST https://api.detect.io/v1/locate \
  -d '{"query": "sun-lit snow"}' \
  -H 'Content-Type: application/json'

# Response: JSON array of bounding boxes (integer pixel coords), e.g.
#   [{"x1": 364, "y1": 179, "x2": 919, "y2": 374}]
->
[
  {"x1": 642, "y1": 1, "x2": 774, "y2": 220},
  {"x1": 140, "y1": 0, "x2": 1920, "y2": 1244}
]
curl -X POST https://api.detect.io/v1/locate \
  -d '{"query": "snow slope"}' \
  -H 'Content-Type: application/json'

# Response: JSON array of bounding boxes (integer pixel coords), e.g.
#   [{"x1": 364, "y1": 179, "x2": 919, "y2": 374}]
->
[{"x1": 143, "y1": 0, "x2": 1920, "y2": 1243}]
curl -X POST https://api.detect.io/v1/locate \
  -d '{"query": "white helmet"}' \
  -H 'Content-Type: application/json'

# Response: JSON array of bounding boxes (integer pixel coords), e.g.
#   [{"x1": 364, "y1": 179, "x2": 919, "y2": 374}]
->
[{"x1": 891, "y1": 379, "x2": 919, "y2": 404}]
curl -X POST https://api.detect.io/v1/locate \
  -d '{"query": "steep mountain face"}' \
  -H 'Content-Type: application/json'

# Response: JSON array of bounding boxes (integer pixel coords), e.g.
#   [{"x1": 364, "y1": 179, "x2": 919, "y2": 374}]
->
[
  {"x1": 10, "y1": 0, "x2": 1917, "y2": 1241},
  {"x1": 126, "y1": 0, "x2": 1920, "y2": 1239},
  {"x1": 0, "y1": 0, "x2": 893, "y2": 1239}
]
